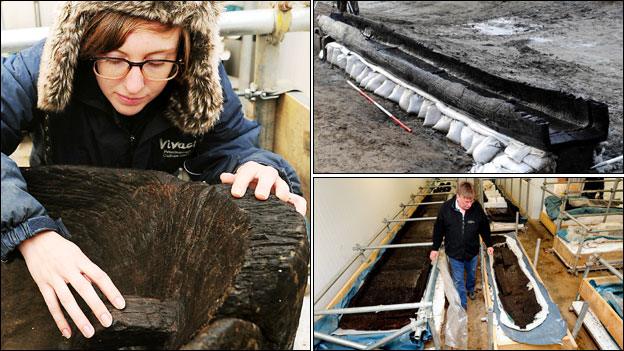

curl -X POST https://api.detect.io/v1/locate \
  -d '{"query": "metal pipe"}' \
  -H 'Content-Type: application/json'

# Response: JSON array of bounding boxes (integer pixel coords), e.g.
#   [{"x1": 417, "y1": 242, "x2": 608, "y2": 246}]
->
[
  {"x1": 525, "y1": 178, "x2": 531, "y2": 218},
  {"x1": 365, "y1": 321, "x2": 417, "y2": 350},
  {"x1": 314, "y1": 301, "x2": 433, "y2": 315},
  {"x1": 571, "y1": 225, "x2": 587, "y2": 274},
  {"x1": 1, "y1": 8, "x2": 310, "y2": 53},
  {"x1": 425, "y1": 191, "x2": 455, "y2": 195},
  {"x1": 543, "y1": 179, "x2": 618, "y2": 185},
  {"x1": 354, "y1": 242, "x2": 433, "y2": 251},
  {"x1": 560, "y1": 210, "x2": 593, "y2": 233},
  {"x1": 384, "y1": 217, "x2": 437, "y2": 223},
  {"x1": 562, "y1": 211, "x2": 623, "y2": 219},
  {"x1": 575, "y1": 256, "x2": 594, "y2": 301},
  {"x1": 598, "y1": 257, "x2": 624, "y2": 281},
  {"x1": 571, "y1": 301, "x2": 589, "y2": 338},
  {"x1": 556, "y1": 179, "x2": 571, "y2": 233},
  {"x1": 401, "y1": 201, "x2": 444, "y2": 206},
  {"x1": 533, "y1": 238, "x2": 541, "y2": 268},
  {"x1": 313, "y1": 332, "x2": 367, "y2": 350},
  {"x1": 540, "y1": 179, "x2": 547, "y2": 218},
  {"x1": 33, "y1": 1, "x2": 42, "y2": 27},
  {"x1": 603, "y1": 179, "x2": 620, "y2": 223},
  {"x1": 541, "y1": 185, "x2": 559, "y2": 197},
  {"x1": 578, "y1": 189, "x2": 623, "y2": 194},
  {"x1": 515, "y1": 212, "x2": 519, "y2": 236}
]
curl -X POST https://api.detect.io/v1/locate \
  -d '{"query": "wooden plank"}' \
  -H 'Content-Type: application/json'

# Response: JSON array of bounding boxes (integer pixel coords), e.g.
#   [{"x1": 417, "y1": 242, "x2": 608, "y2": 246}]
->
[
  {"x1": 540, "y1": 211, "x2": 557, "y2": 236},
  {"x1": 580, "y1": 276, "x2": 623, "y2": 349},
  {"x1": 274, "y1": 92, "x2": 310, "y2": 220},
  {"x1": 552, "y1": 236, "x2": 623, "y2": 270}
]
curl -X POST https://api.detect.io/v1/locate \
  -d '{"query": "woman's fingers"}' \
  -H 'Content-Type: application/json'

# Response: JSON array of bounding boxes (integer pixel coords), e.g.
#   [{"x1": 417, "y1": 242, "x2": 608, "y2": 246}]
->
[
  {"x1": 52, "y1": 279, "x2": 95, "y2": 338},
  {"x1": 81, "y1": 261, "x2": 125, "y2": 310},
  {"x1": 274, "y1": 177, "x2": 291, "y2": 203},
  {"x1": 219, "y1": 172, "x2": 235, "y2": 184},
  {"x1": 68, "y1": 272, "x2": 112, "y2": 329},
  {"x1": 254, "y1": 167, "x2": 278, "y2": 200},
  {"x1": 230, "y1": 163, "x2": 258, "y2": 197},
  {"x1": 39, "y1": 284, "x2": 72, "y2": 339},
  {"x1": 288, "y1": 193, "x2": 307, "y2": 216}
]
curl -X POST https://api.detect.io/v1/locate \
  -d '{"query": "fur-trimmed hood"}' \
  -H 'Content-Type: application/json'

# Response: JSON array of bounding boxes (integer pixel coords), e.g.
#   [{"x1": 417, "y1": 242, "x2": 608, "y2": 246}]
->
[{"x1": 37, "y1": 1, "x2": 224, "y2": 135}]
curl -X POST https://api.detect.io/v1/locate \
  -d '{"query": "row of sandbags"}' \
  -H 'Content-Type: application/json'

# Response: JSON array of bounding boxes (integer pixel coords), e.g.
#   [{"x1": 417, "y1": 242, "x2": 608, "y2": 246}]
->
[{"x1": 324, "y1": 43, "x2": 555, "y2": 173}]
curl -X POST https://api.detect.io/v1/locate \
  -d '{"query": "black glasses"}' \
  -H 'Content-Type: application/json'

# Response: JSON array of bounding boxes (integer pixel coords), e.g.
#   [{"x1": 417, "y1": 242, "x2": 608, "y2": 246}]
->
[{"x1": 90, "y1": 57, "x2": 183, "y2": 81}]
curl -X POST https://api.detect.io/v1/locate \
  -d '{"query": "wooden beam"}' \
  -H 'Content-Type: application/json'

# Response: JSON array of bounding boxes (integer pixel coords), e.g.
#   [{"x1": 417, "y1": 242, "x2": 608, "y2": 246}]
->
[{"x1": 580, "y1": 276, "x2": 623, "y2": 349}]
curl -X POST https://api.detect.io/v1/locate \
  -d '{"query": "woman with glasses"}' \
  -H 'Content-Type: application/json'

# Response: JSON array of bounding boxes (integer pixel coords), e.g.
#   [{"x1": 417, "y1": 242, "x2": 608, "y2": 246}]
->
[{"x1": 1, "y1": 2, "x2": 305, "y2": 340}]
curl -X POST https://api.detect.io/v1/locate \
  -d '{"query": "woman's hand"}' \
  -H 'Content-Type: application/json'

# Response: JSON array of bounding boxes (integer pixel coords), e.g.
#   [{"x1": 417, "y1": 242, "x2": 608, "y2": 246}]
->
[
  {"x1": 220, "y1": 161, "x2": 306, "y2": 216},
  {"x1": 18, "y1": 230, "x2": 125, "y2": 339}
]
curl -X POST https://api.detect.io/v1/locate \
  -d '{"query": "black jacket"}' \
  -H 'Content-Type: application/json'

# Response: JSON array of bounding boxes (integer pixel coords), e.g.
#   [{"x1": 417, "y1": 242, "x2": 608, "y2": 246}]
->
[{"x1": 432, "y1": 196, "x2": 492, "y2": 261}]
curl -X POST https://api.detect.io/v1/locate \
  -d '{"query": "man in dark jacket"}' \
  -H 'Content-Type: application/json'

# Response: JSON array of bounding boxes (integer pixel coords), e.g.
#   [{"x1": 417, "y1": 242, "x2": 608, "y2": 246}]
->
[{"x1": 429, "y1": 182, "x2": 493, "y2": 310}]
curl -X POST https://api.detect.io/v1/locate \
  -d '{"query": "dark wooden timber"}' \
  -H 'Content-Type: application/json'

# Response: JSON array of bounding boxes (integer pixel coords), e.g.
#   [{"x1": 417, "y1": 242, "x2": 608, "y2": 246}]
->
[{"x1": 0, "y1": 165, "x2": 309, "y2": 350}]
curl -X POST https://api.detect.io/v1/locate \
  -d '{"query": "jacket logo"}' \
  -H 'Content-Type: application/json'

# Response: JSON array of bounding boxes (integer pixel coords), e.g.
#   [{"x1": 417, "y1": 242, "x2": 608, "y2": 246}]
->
[
  {"x1": 159, "y1": 138, "x2": 196, "y2": 158},
  {"x1": 467, "y1": 220, "x2": 476, "y2": 224}
]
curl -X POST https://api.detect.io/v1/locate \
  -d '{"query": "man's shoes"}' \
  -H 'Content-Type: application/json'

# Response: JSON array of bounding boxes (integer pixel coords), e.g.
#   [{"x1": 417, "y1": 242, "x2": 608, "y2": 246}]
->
[{"x1": 468, "y1": 291, "x2": 476, "y2": 300}]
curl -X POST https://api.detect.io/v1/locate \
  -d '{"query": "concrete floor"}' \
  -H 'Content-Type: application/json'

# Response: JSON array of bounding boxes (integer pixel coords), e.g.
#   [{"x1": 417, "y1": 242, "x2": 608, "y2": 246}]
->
[{"x1": 465, "y1": 219, "x2": 604, "y2": 350}]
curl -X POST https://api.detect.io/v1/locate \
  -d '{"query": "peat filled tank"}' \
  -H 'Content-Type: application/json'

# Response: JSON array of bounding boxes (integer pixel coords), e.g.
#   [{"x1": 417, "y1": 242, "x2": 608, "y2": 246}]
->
[{"x1": 338, "y1": 191, "x2": 448, "y2": 330}]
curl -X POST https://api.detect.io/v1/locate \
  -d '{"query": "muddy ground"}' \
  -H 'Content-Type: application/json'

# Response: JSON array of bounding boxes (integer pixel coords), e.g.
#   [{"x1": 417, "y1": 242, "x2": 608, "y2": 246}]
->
[{"x1": 313, "y1": 1, "x2": 623, "y2": 173}]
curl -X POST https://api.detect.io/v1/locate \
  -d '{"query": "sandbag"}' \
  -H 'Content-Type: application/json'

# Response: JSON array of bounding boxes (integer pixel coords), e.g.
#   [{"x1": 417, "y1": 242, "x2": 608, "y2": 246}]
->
[
  {"x1": 355, "y1": 66, "x2": 372, "y2": 83},
  {"x1": 345, "y1": 55, "x2": 358, "y2": 73},
  {"x1": 482, "y1": 162, "x2": 506, "y2": 173},
  {"x1": 364, "y1": 74, "x2": 385, "y2": 91},
  {"x1": 399, "y1": 89, "x2": 414, "y2": 111},
  {"x1": 472, "y1": 136, "x2": 503, "y2": 164},
  {"x1": 418, "y1": 100, "x2": 432, "y2": 119},
  {"x1": 423, "y1": 104, "x2": 442, "y2": 127},
  {"x1": 432, "y1": 115, "x2": 452, "y2": 133},
  {"x1": 467, "y1": 133, "x2": 486, "y2": 155},
  {"x1": 523, "y1": 154, "x2": 550, "y2": 171},
  {"x1": 350, "y1": 62, "x2": 365, "y2": 78},
  {"x1": 388, "y1": 85, "x2": 405, "y2": 103},
  {"x1": 359, "y1": 71, "x2": 378, "y2": 87},
  {"x1": 460, "y1": 127, "x2": 474, "y2": 150},
  {"x1": 406, "y1": 95, "x2": 423, "y2": 115},
  {"x1": 470, "y1": 164, "x2": 484, "y2": 173},
  {"x1": 447, "y1": 120, "x2": 465, "y2": 144},
  {"x1": 336, "y1": 53, "x2": 347, "y2": 69},
  {"x1": 491, "y1": 154, "x2": 534, "y2": 173},
  {"x1": 504, "y1": 142, "x2": 531, "y2": 163},
  {"x1": 374, "y1": 80, "x2": 396, "y2": 98},
  {"x1": 325, "y1": 45, "x2": 336, "y2": 63}
]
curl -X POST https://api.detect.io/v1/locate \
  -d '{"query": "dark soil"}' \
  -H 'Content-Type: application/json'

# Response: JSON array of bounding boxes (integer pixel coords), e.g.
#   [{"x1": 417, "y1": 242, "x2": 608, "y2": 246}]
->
[
  {"x1": 338, "y1": 193, "x2": 447, "y2": 330},
  {"x1": 314, "y1": 1, "x2": 623, "y2": 173},
  {"x1": 491, "y1": 235, "x2": 541, "y2": 330}
]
